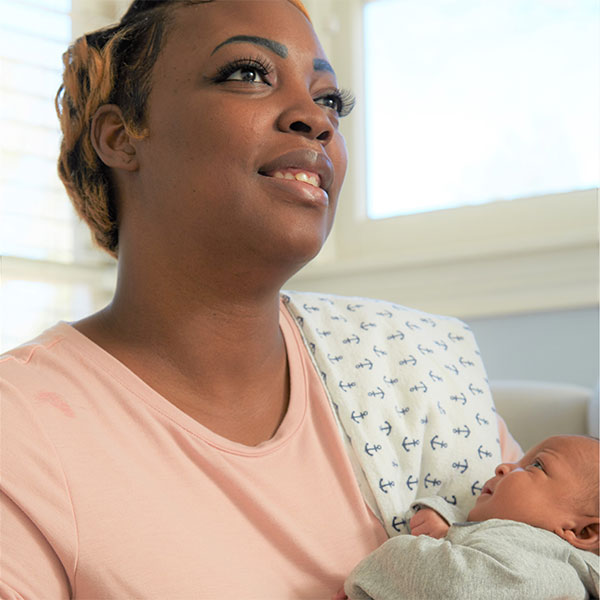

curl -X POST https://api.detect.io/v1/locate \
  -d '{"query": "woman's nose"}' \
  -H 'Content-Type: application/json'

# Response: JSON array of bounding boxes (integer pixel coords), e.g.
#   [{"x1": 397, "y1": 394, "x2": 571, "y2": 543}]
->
[{"x1": 277, "y1": 99, "x2": 334, "y2": 144}]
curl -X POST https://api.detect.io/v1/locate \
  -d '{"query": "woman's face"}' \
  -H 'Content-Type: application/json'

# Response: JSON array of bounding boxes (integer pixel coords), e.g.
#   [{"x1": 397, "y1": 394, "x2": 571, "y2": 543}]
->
[{"x1": 126, "y1": 0, "x2": 349, "y2": 277}]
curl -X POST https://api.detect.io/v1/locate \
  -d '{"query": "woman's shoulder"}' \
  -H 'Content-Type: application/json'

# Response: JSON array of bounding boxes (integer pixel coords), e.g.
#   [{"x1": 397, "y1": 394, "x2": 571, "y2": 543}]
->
[
  {"x1": 0, "y1": 322, "x2": 89, "y2": 389},
  {"x1": 1, "y1": 323, "x2": 71, "y2": 378},
  {"x1": 0, "y1": 321, "x2": 107, "y2": 427},
  {"x1": 0, "y1": 323, "x2": 86, "y2": 439}
]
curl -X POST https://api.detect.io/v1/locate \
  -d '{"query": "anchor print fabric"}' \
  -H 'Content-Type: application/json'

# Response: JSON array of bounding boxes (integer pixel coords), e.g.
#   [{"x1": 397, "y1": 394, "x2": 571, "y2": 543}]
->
[{"x1": 281, "y1": 291, "x2": 501, "y2": 538}]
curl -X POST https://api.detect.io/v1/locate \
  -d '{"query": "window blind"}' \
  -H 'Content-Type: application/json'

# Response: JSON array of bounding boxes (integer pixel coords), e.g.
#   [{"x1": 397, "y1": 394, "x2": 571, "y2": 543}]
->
[
  {"x1": 0, "y1": 0, "x2": 75, "y2": 260},
  {"x1": 0, "y1": 0, "x2": 116, "y2": 352}
]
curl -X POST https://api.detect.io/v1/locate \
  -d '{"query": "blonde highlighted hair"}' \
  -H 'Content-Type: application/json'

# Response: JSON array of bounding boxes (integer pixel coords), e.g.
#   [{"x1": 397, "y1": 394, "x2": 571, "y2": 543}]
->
[{"x1": 56, "y1": 0, "x2": 311, "y2": 257}]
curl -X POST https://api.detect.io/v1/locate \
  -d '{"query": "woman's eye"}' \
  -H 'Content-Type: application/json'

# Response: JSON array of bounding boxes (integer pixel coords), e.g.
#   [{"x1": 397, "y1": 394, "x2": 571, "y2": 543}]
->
[
  {"x1": 226, "y1": 67, "x2": 267, "y2": 83},
  {"x1": 315, "y1": 89, "x2": 356, "y2": 118},
  {"x1": 317, "y1": 96, "x2": 339, "y2": 111},
  {"x1": 212, "y1": 58, "x2": 273, "y2": 85}
]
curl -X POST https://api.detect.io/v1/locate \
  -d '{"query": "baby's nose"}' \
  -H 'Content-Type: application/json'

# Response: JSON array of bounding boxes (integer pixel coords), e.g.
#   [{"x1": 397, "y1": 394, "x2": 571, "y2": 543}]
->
[{"x1": 495, "y1": 462, "x2": 513, "y2": 476}]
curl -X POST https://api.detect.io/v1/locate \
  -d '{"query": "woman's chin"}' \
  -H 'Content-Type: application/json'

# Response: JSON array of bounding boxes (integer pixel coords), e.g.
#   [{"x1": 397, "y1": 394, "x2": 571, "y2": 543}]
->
[{"x1": 264, "y1": 226, "x2": 331, "y2": 271}]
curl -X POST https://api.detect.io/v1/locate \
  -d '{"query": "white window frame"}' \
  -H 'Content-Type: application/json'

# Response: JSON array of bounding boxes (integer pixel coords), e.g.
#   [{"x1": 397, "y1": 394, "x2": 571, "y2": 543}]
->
[{"x1": 289, "y1": 0, "x2": 599, "y2": 319}]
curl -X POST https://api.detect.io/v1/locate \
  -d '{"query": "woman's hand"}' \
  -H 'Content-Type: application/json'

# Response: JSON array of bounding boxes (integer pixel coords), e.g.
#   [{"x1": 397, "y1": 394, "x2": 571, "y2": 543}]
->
[{"x1": 409, "y1": 508, "x2": 450, "y2": 538}]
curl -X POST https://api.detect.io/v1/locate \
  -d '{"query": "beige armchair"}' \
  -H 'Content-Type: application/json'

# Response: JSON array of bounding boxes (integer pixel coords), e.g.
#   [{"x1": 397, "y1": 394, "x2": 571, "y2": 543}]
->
[{"x1": 490, "y1": 380, "x2": 597, "y2": 451}]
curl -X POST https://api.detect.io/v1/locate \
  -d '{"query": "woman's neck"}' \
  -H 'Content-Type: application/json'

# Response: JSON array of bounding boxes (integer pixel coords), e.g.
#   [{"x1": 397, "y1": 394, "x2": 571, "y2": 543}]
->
[{"x1": 73, "y1": 259, "x2": 291, "y2": 445}]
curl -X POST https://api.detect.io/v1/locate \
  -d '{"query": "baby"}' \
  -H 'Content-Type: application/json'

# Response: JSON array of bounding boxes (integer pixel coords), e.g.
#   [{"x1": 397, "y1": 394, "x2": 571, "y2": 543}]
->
[{"x1": 340, "y1": 435, "x2": 600, "y2": 600}]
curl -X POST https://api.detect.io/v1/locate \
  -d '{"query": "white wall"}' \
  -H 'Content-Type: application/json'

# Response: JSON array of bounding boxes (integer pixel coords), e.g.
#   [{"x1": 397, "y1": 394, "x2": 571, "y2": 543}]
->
[{"x1": 467, "y1": 307, "x2": 598, "y2": 389}]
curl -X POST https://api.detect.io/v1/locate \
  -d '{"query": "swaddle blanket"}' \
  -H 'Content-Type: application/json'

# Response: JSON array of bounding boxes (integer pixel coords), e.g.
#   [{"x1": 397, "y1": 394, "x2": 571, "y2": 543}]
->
[{"x1": 282, "y1": 291, "x2": 501, "y2": 537}]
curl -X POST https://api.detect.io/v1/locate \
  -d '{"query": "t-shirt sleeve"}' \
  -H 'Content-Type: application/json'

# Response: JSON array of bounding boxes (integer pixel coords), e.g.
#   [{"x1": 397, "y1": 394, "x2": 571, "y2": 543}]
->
[
  {"x1": 0, "y1": 493, "x2": 71, "y2": 599},
  {"x1": 0, "y1": 377, "x2": 75, "y2": 598},
  {"x1": 497, "y1": 414, "x2": 523, "y2": 462}
]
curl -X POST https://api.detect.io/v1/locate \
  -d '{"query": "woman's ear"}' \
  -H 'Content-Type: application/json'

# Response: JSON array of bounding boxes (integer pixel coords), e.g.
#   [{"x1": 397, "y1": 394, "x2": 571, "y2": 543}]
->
[
  {"x1": 91, "y1": 104, "x2": 139, "y2": 172},
  {"x1": 556, "y1": 518, "x2": 600, "y2": 553}
]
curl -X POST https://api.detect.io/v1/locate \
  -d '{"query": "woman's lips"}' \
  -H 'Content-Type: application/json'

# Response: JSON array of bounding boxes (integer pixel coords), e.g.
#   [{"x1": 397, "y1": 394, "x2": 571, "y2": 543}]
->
[
  {"x1": 263, "y1": 168, "x2": 321, "y2": 189},
  {"x1": 258, "y1": 148, "x2": 334, "y2": 192},
  {"x1": 260, "y1": 170, "x2": 329, "y2": 207}
]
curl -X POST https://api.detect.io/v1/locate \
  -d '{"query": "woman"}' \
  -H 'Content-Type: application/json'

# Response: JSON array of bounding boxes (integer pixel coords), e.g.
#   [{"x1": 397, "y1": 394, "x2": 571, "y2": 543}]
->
[{"x1": 0, "y1": 1, "x2": 520, "y2": 598}]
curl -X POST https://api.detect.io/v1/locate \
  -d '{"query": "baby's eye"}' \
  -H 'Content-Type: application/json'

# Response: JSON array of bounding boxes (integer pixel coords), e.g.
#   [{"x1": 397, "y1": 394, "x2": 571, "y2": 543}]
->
[{"x1": 531, "y1": 458, "x2": 544, "y2": 470}]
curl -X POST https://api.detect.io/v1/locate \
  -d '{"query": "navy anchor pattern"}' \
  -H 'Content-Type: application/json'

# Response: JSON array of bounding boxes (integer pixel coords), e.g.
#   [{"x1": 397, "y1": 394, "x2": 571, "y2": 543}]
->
[{"x1": 282, "y1": 291, "x2": 501, "y2": 537}]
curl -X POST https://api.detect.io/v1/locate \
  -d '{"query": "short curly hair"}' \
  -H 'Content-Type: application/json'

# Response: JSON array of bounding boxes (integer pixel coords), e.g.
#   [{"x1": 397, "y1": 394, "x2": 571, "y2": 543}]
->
[{"x1": 55, "y1": 0, "x2": 311, "y2": 257}]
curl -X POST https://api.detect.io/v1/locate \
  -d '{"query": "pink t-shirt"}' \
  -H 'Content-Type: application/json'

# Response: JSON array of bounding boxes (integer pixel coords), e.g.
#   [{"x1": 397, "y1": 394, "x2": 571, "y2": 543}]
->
[{"x1": 0, "y1": 306, "x2": 388, "y2": 599}]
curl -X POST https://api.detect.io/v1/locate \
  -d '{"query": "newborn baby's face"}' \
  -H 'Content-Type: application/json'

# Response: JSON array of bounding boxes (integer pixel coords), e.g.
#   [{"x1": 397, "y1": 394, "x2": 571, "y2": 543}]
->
[{"x1": 468, "y1": 435, "x2": 595, "y2": 534}]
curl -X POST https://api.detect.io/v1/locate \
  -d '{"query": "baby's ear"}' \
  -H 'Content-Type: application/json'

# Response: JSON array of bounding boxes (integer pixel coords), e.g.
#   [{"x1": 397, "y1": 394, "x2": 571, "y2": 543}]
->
[{"x1": 556, "y1": 518, "x2": 600, "y2": 553}]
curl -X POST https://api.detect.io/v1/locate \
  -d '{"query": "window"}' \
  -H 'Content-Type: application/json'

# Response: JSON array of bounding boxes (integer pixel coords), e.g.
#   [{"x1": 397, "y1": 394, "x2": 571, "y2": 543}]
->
[
  {"x1": 288, "y1": 0, "x2": 598, "y2": 319},
  {"x1": 364, "y1": 0, "x2": 599, "y2": 218},
  {"x1": 0, "y1": 0, "x2": 117, "y2": 351},
  {"x1": 0, "y1": 0, "x2": 74, "y2": 260}
]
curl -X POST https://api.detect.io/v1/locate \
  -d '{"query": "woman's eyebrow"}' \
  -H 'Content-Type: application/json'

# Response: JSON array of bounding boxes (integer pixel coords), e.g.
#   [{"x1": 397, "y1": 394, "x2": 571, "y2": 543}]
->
[
  {"x1": 313, "y1": 58, "x2": 335, "y2": 75},
  {"x1": 211, "y1": 35, "x2": 288, "y2": 58}
]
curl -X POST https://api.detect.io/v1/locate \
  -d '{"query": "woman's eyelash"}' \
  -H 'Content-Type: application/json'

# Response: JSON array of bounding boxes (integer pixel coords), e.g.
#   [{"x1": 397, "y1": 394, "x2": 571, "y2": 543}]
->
[
  {"x1": 317, "y1": 88, "x2": 356, "y2": 118},
  {"x1": 211, "y1": 57, "x2": 273, "y2": 83},
  {"x1": 210, "y1": 61, "x2": 356, "y2": 118}
]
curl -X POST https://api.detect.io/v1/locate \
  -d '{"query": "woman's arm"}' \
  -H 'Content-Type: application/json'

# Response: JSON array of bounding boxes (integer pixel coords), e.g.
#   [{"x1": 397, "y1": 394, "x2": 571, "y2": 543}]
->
[
  {"x1": 1, "y1": 379, "x2": 75, "y2": 599},
  {"x1": 1, "y1": 493, "x2": 71, "y2": 599}
]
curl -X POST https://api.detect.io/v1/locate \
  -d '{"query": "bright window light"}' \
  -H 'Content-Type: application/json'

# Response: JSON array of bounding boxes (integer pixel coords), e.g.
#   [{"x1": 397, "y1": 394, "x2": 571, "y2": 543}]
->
[
  {"x1": 364, "y1": 0, "x2": 599, "y2": 219},
  {"x1": 0, "y1": 279, "x2": 94, "y2": 351},
  {"x1": 0, "y1": 0, "x2": 74, "y2": 260},
  {"x1": 0, "y1": 0, "x2": 115, "y2": 353}
]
